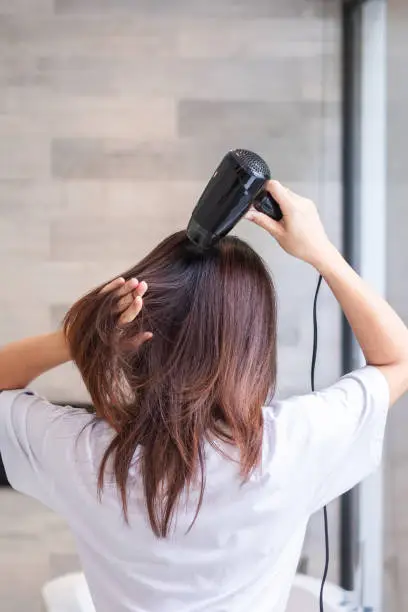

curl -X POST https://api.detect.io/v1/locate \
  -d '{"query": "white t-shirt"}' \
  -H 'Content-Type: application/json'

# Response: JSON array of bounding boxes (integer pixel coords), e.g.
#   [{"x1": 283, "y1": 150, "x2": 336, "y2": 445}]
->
[{"x1": 0, "y1": 366, "x2": 389, "y2": 612}]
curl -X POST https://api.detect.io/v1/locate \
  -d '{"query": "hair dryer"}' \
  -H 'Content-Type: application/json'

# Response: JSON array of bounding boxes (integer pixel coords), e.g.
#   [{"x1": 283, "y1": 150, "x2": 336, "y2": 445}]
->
[{"x1": 186, "y1": 149, "x2": 282, "y2": 251}]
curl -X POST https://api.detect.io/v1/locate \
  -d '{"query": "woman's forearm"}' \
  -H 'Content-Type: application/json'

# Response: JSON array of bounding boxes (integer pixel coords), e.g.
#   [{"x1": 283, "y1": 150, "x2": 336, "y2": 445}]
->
[
  {"x1": 317, "y1": 245, "x2": 408, "y2": 366},
  {"x1": 0, "y1": 332, "x2": 71, "y2": 390}
]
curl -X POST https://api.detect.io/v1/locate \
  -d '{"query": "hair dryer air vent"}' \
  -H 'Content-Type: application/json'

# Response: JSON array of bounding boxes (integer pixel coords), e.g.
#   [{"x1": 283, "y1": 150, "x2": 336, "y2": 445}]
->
[{"x1": 232, "y1": 149, "x2": 271, "y2": 178}]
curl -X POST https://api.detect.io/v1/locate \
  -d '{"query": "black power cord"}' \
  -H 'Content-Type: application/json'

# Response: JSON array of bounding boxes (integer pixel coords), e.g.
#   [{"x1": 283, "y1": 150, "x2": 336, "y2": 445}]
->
[
  {"x1": 310, "y1": 274, "x2": 329, "y2": 612},
  {"x1": 314, "y1": 1, "x2": 333, "y2": 607}
]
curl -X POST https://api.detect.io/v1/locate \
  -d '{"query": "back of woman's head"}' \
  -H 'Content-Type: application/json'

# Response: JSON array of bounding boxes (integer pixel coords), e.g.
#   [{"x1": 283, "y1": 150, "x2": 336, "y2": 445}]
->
[{"x1": 64, "y1": 231, "x2": 277, "y2": 537}]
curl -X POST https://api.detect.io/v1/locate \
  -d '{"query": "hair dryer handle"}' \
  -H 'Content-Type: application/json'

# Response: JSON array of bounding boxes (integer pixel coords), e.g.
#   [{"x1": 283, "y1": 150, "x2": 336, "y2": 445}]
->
[{"x1": 253, "y1": 191, "x2": 283, "y2": 221}]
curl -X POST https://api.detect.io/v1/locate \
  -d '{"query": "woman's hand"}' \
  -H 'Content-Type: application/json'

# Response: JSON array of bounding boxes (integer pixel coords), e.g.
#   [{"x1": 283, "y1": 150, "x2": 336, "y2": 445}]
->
[
  {"x1": 245, "y1": 180, "x2": 335, "y2": 268},
  {"x1": 100, "y1": 277, "x2": 153, "y2": 343}
]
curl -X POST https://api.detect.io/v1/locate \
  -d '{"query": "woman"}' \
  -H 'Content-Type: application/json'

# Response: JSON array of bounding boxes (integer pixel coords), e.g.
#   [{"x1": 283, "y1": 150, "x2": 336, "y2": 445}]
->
[{"x1": 0, "y1": 181, "x2": 407, "y2": 612}]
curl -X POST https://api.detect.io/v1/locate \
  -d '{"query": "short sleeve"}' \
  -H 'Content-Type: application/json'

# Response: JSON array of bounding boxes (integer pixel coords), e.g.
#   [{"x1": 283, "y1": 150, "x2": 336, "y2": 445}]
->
[
  {"x1": 0, "y1": 389, "x2": 94, "y2": 510},
  {"x1": 263, "y1": 366, "x2": 389, "y2": 514}
]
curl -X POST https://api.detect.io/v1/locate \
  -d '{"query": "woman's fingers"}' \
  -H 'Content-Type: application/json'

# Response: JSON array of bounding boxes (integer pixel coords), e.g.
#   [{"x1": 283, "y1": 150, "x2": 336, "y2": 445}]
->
[
  {"x1": 244, "y1": 207, "x2": 284, "y2": 239},
  {"x1": 119, "y1": 296, "x2": 143, "y2": 325},
  {"x1": 118, "y1": 283, "x2": 148, "y2": 325},
  {"x1": 134, "y1": 280, "x2": 148, "y2": 298},
  {"x1": 115, "y1": 277, "x2": 139, "y2": 297},
  {"x1": 100, "y1": 277, "x2": 138, "y2": 297},
  {"x1": 101, "y1": 277, "x2": 150, "y2": 328},
  {"x1": 134, "y1": 331, "x2": 153, "y2": 347},
  {"x1": 99, "y1": 277, "x2": 125, "y2": 294},
  {"x1": 265, "y1": 180, "x2": 295, "y2": 213},
  {"x1": 101, "y1": 277, "x2": 143, "y2": 313},
  {"x1": 121, "y1": 331, "x2": 153, "y2": 351},
  {"x1": 115, "y1": 293, "x2": 134, "y2": 313},
  {"x1": 116, "y1": 280, "x2": 148, "y2": 314}
]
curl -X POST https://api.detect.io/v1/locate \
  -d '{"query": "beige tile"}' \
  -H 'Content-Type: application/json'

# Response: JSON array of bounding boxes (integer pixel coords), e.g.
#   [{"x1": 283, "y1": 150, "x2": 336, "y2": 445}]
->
[
  {"x1": 54, "y1": 0, "x2": 327, "y2": 18},
  {"x1": 50, "y1": 304, "x2": 68, "y2": 330},
  {"x1": 49, "y1": 137, "x2": 217, "y2": 181},
  {"x1": 387, "y1": 404, "x2": 408, "y2": 461},
  {"x1": 384, "y1": 456, "x2": 397, "y2": 539},
  {"x1": 43, "y1": 528, "x2": 78, "y2": 555},
  {"x1": 0, "y1": 303, "x2": 50, "y2": 344},
  {"x1": 178, "y1": 100, "x2": 339, "y2": 141},
  {"x1": 0, "y1": 55, "x2": 49, "y2": 88},
  {"x1": 0, "y1": 0, "x2": 53, "y2": 14},
  {"x1": 0, "y1": 14, "x2": 177, "y2": 58},
  {"x1": 0, "y1": 261, "x2": 129, "y2": 304},
  {"x1": 300, "y1": 51, "x2": 342, "y2": 103},
  {"x1": 392, "y1": 461, "x2": 408, "y2": 534},
  {"x1": 384, "y1": 553, "x2": 400, "y2": 612},
  {"x1": 0, "y1": 99, "x2": 176, "y2": 139},
  {"x1": 25, "y1": 56, "x2": 308, "y2": 101},
  {"x1": 0, "y1": 180, "x2": 63, "y2": 219},
  {"x1": 0, "y1": 179, "x2": 199, "y2": 222},
  {"x1": 63, "y1": 179, "x2": 201, "y2": 220},
  {"x1": 1, "y1": 90, "x2": 163, "y2": 115},
  {"x1": 396, "y1": 535, "x2": 408, "y2": 612},
  {"x1": 0, "y1": 137, "x2": 50, "y2": 180},
  {"x1": 50, "y1": 216, "x2": 180, "y2": 261},
  {"x1": 177, "y1": 17, "x2": 338, "y2": 59},
  {"x1": 33, "y1": 362, "x2": 90, "y2": 404},
  {"x1": 0, "y1": 491, "x2": 77, "y2": 612},
  {"x1": 0, "y1": 217, "x2": 50, "y2": 259},
  {"x1": 49, "y1": 553, "x2": 81, "y2": 579},
  {"x1": 0, "y1": 550, "x2": 49, "y2": 609}
]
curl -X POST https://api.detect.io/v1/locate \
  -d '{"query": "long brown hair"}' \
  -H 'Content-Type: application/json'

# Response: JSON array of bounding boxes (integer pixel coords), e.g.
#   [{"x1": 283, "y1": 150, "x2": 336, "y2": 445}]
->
[{"x1": 64, "y1": 231, "x2": 277, "y2": 537}]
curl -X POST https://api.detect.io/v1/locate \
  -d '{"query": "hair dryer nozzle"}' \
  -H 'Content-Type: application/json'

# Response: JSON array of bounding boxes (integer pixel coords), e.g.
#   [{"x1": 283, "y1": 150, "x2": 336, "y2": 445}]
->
[{"x1": 186, "y1": 217, "x2": 214, "y2": 252}]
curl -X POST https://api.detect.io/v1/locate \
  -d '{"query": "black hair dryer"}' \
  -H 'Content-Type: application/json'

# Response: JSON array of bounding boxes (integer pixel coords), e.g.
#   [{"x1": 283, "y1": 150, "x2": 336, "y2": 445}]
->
[{"x1": 187, "y1": 149, "x2": 282, "y2": 251}]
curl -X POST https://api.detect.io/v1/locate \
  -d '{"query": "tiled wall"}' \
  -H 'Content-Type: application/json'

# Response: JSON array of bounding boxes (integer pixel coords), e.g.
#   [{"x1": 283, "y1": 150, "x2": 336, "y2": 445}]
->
[
  {"x1": 0, "y1": 0, "x2": 342, "y2": 404},
  {"x1": 0, "y1": 0, "x2": 342, "y2": 590}
]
